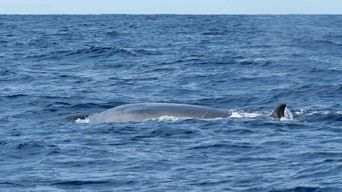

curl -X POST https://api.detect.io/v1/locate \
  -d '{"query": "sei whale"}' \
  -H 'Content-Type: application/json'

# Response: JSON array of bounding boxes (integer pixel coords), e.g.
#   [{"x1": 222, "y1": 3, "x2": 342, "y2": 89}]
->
[{"x1": 68, "y1": 103, "x2": 287, "y2": 123}]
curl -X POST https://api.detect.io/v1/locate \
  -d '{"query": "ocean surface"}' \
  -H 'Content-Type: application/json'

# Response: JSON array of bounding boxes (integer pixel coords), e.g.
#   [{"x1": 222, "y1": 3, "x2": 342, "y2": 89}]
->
[{"x1": 0, "y1": 15, "x2": 341, "y2": 191}]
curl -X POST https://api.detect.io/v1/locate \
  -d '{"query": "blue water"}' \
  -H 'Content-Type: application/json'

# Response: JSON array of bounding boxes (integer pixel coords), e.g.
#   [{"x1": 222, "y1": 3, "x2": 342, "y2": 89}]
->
[{"x1": 0, "y1": 15, "x2": 341, "y2": 191}]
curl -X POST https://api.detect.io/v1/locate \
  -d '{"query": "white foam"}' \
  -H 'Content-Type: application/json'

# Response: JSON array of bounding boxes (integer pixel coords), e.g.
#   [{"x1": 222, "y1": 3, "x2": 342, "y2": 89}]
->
[
  {"x1": 304, "y1": 110, "x2": 330, "y2": 116},
  {"x1": 283, "y1": 107, "x2": 294, "y2": 120},
  {"x1": 120, "y1": 48, "x2": 137, "y2": 55},
  {"x1": 149, "y1": 116, "x2": 190, "y2": 122},
  {"x1": 280, "y1": 117, "x2": 293, "y2": 121},
  {"x1": 148, "y1": 116, "x2": 227, "y2": 122},
  {"x1": 295, "y1": 108, "x2": 305, "y2": 115},
  {"x1": 230, "y1": 111, "x2": 263, "y2": 118},
  {"x1": 73, "y1": 109, "x2": 301, "y2": 123},
  {"x1": 295, "y1": 109, "x2": 341, "y2": 116},
  {"x1": 75, "y1": 118, "x2": 90, "y2": 123}
]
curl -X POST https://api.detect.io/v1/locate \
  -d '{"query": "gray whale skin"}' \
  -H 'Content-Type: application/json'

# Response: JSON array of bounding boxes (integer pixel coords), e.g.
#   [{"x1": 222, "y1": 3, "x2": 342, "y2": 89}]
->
[
  {"x1": 88, "y1": 103, "x2": 230, "y2": 123},
  {"x1": 69, "y1": 103, "x2": 287, "y2": 123}
]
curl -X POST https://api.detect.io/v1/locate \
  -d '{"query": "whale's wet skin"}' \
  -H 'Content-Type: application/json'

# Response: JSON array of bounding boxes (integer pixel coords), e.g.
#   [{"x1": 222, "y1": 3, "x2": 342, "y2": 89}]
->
[{"x1": 86, "y1": 103, "x2": 231, "y2": 123}]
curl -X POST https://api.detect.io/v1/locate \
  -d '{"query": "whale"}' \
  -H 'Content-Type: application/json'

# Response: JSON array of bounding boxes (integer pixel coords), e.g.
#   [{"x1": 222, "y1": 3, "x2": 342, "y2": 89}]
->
[{"x1": 68, "y1": 103, "x2": 287, "y2": 123}]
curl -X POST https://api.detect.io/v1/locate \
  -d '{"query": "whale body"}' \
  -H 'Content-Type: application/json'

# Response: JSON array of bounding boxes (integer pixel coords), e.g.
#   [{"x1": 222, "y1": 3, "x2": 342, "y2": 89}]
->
[
  {"x1": 87, "y1": 103, "x2": 230, "y2": 123},
  {"x1": 68, "y1": 103, "x2": 287, "y2": 123}
]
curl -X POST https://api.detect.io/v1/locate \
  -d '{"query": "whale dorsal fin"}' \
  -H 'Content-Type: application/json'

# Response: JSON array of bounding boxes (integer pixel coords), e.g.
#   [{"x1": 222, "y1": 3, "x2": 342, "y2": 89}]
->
[{"x1": 271, "y1": 104, "x2": 286, "y2": 119}]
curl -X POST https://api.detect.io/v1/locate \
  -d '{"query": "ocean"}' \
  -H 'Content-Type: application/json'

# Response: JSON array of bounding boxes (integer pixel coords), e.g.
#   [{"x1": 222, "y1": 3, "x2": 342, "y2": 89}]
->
[{"x1": 0, "y1": 15, "x2": 341, "y2": 191}]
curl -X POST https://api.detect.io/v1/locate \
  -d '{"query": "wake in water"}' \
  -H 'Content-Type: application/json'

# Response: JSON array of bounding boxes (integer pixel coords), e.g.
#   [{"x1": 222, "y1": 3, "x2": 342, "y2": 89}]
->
[{"x1": 293, "y1": 108, "x2": 342, "y2": 122}]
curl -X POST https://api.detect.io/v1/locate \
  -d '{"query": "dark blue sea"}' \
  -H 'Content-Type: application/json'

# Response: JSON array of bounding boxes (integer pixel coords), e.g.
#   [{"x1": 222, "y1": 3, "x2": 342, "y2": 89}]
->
[{"x1": 0, "y1": 15, "x2": 341, "y2": 191}]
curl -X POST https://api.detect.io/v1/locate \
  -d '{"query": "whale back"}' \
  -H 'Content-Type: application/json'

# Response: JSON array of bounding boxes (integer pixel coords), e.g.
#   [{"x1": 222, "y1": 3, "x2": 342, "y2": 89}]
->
[{"x1": 88, "y1": 103, "x2": 230, "y2": 123}]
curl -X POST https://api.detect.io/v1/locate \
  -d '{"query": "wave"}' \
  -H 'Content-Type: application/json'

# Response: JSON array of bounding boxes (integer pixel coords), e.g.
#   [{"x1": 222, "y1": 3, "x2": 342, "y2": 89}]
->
[
  {"x1": 26, "y1": 46, "x2": 161, "y2": 60},
  {"x1": 269, "y1": 186, "x2": 336, "y2": 192},
  {"x1": 3, "y1": 94, "x2": 29, "y2": 99},
  {"x1": 105, "y1": 30, "x2": 120, "y2": 37},
  {"x1": 189, "y1": 143, "x2": 233, "y2": 150},
  {"x1": 309, "y1": 67, "x2": 342, "y2": 74},
  {"x1": 1, "y1": 140, "x2": 60, "y2": 158},
  {"x1": 291, "y1": 39, "x2": 342, "y2": 49},
  {"x1": 201, "y1": 30, "x2": 228, "y2": 35},
  {"x1": 295, "y1": 109, "x2": 342, "y2": 116},
  {"x1": 52, "y1": 180, "x2": 111, "y2": 186},
  {"x1": 0, "y1": 182, "x2": 22, "y2": 187},
  {"x1": 294, "y1": 109, "x2": 342, "y2": 122}
]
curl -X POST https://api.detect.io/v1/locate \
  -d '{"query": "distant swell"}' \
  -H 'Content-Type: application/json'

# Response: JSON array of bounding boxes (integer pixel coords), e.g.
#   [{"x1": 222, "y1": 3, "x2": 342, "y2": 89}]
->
[
  {"x1": 26, "y1": 46, "x2": 161, "y2": 60},
  {"x1": 269, "y1": 186, "x2": 336, "y2": 192},
  {"x1": 53, "y1": 180, "x2": 111, "y2": 186}
]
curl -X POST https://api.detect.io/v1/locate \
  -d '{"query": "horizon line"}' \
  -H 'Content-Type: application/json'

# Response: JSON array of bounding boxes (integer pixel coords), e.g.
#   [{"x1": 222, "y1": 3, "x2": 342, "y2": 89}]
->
[{"x1": 1, "y1": 13, "x2": 342, "y2": 15}]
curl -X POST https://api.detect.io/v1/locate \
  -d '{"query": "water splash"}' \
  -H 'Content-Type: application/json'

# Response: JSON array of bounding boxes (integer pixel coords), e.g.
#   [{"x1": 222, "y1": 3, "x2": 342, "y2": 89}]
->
[
  {"x1": 282, "y1": 107, "x2": 294, "y2": 120},
  {"x1": 295, "y1": 109, "x2": 341, "y2": 116},
  {"x1": 230, "y1": 111, "x2": 263, "y2": 118},
  {"x1": 151, "y1": 116, "x2": 191, "y2": 122},
  {"x1": 75, "y1": 118, "x2": 90, "y2": 123}
]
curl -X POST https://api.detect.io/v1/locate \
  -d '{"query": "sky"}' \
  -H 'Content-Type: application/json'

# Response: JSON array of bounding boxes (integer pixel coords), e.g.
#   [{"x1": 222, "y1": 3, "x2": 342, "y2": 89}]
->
[{"x1": 0, "y1": 0, "x2": 342, "y2": 14}]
